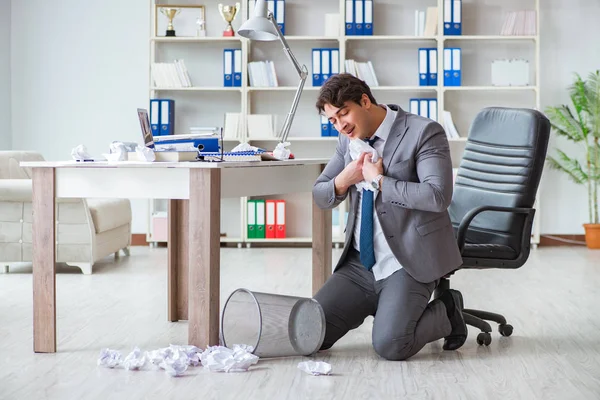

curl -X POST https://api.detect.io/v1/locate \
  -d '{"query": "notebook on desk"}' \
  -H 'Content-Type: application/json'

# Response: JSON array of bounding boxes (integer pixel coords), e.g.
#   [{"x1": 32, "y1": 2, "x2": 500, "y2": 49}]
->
[{"x1": 198, "y1": 151, "x2": 267, "y2": 162}]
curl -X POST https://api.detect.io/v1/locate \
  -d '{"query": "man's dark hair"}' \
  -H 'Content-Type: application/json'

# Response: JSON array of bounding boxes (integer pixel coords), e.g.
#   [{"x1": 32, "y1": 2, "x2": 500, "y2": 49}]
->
[{"x1": 315, "y1": 73, "x2": 378, "y2": 114}]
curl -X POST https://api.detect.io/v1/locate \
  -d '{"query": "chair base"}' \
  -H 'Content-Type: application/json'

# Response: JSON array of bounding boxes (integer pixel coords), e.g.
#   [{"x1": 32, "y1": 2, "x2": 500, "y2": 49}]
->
[{"x1": 434, "y1": 278, "x2": 514, "y2": 346}]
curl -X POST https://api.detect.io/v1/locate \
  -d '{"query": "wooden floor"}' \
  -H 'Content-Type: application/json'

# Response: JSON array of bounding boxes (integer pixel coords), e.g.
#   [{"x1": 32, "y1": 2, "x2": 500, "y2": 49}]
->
[{"x1": 1, "y1": 246, "x2": 600, "y2": 399}]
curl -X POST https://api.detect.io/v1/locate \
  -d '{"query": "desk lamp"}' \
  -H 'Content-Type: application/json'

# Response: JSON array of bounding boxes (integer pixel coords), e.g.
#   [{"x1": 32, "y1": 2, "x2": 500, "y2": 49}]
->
[{"x1": 238, "y1": 0, "x2": 308, "y2": 147}]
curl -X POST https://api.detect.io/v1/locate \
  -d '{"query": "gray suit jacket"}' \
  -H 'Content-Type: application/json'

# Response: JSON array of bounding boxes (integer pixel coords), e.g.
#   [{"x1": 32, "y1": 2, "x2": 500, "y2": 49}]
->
[{"x1": 313, "y1": 104, "x2": 462, "y2": 283}]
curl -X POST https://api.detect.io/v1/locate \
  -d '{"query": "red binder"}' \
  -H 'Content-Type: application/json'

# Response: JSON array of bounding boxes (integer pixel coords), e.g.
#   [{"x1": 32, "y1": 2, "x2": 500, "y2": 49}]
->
[
  {"x1": 275, "y1": 200, "x2": 286, "y2": 238},
  {"x1": 266, "y1": 200, "x2": 276, "y2": 239}
]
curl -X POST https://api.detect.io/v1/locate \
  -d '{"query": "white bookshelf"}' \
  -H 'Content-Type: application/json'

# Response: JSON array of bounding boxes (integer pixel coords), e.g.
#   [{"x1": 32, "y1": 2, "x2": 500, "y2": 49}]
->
[{"x1": 147, "y1": 0, "x2": 541, "y2": 246}]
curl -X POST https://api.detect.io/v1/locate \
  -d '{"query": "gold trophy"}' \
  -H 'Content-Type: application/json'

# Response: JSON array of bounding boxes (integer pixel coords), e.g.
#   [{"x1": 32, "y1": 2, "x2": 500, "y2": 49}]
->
[
  {"x1": 218, "y1": 3, "x2": 241, "y2": 37},
  {"x1": 160, "y1": 7, "x2": 181, "y2": 37}
]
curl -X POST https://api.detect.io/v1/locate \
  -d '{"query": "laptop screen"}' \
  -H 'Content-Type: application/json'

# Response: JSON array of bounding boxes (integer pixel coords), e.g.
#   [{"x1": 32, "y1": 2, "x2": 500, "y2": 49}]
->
[{"x1": 137, "y1": 108, "x2": 154, "y2": 149}]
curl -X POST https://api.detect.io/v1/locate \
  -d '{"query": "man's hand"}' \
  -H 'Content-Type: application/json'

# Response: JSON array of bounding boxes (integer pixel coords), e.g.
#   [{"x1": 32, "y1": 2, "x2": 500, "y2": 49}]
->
[
  {"x1": 334, "y1": 152, "x2": 369, "y2": 195},
  {"x1": 363, "y1": 154, "x2": 383, "y2": 182}
]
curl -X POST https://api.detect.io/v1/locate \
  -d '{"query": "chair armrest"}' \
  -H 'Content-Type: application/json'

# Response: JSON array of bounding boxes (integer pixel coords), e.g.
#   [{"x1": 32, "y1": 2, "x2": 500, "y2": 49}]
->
[
  {"x1": 0, "y1": 179, "x2": 32, "y2": 202},
  {"x1": 0, "y1": 179, "x2": 80, "y2": 203},
  {"x1": 456, "y1": 205, "x2": 536, "y2": 253}
]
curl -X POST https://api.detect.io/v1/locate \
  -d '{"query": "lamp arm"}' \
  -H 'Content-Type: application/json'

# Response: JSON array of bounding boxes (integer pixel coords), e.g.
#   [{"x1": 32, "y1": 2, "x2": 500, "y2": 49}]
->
[{"x1": 268, "y1": 12, "x2": 308, "y2": 143}]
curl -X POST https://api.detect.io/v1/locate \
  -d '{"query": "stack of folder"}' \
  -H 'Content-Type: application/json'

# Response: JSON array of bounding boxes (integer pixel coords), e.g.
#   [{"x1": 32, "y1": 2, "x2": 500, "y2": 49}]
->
[
  {"x1": 418, "y1": 48, "x2": 438, "y2": 86},
  {"x1": 150, "y1": 99, "x2": 175, "y2": 137},
  {"x1": 409, "y1": 98, "x2": 437, "y2": 122},
  {"x1": 443, "y1": 0, "x2": 462, "y2": 35},
  {"x1": 500, "y1": 10, "x2": 536, "y2": 36},
  {"x1": 248, "y1": 61, "x2": 279, "y2": 87},
  {"x1": 320, "y1": 115, "x2": 339, "y2": 137},
  {"x1": 345, "y1": 59, "x2": 378, "y2": 87},
  {"x1": 312, "y1": 48, "x2": 340, "y2": 86},
  {"x1": 345, "y1": 0, "x2": 373, "y2": 35},
  {"x1": 248, "y1": 199, "x2": 286, "y2": 239},
  {"x1": 223, "y1": 49, "x2": 242, "y2": 87},
  {"x1": 443, "y1": 48, "x2": 462, "y2": 86}
]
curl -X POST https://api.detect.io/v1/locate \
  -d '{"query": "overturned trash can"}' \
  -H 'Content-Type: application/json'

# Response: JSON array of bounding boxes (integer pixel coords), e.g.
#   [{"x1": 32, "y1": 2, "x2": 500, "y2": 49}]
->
[{"x1": 221, "y1": 289, "x2": 326, "y2": 358}]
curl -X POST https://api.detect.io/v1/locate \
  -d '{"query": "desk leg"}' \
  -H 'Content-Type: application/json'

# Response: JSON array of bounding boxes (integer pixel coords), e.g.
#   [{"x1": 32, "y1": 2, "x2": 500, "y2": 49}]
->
[
  {"x1": 32, "y1": 168, "x2": 56, "y2": 353},
  {"x1": 312, "y1": 200, "x2": 332, "y2": 296},
  {"x1": 188, "y1": 169, "x2": 221, "y2": 349},
  {"x1": 168, "y1": 199, "x2": 189, "y2": 321}
]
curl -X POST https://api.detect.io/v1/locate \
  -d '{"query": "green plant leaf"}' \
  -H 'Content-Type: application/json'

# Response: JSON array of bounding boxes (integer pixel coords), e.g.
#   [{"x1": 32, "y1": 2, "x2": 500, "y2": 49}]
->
[
  {"x1": 569, "y1": 73, "x2": 589, "y2": 123},
  {"x1": 545, "y1": 105, "x2": 585, "y2": 142},
  {"x1": 591, "y1": 142, "x2": 600, "y2": 180},
  {"x1": 546, "y1": 150, "x2": 588, "y2": 184},
  {"x1": 584, "y1": 70, "x2": 600, "y2": 138}
]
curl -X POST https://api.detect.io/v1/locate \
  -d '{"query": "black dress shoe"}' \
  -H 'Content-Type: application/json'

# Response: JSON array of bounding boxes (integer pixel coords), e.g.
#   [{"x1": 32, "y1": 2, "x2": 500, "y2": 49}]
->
[{"x1": 438, "y1": 289, "x2": 467, "y2": 350}]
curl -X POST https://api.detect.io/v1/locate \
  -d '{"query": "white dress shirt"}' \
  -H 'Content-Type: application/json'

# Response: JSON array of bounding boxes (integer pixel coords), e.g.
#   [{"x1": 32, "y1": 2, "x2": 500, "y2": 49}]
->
[{"x1": 352, "y1": 105, "x2": 403, "y2": 281}]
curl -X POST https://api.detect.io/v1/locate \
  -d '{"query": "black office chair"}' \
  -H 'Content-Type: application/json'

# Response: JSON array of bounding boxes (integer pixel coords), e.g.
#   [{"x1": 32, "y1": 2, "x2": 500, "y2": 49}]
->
[{"x1": 434, "y1": 107, "x2": 551, "y2": 346}]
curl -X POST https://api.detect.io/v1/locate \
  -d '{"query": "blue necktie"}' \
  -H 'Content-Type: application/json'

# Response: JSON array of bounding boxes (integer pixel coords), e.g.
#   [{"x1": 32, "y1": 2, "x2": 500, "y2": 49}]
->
[{"x1": 360, "y1": 136, "x2": 378, "y2": 270}]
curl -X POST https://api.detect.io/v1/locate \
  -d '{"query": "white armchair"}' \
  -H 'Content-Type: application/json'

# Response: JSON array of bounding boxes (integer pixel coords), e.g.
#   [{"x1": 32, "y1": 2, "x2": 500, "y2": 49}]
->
[{"x1": 0, "y1": 151, "x2": 132, "y2": 274}]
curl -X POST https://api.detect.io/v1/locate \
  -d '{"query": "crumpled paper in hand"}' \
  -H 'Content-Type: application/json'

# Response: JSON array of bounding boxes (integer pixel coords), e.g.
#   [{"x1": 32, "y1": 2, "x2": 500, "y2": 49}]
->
[
  {"x1": 122, "y1": 347, "x2": 146, "y2": 370},
  {"x1": 273, "y1": 142, "x2": 291, "y2": 160},
  {"x1": 71, "y1": 144, "x2": 93, "y2": 161},
  {"x1": 348, "y1": 138, "x2": 379, "y2": 192},
  {"x1": 97, "y1": 348, "x2": 123, "y2": 368},
  {"x1": 200, "y1": 344, "x2": 259, "y2": 372},
  {"x1": 298, "y1": 360, "x2": 332, "y2": 376}
]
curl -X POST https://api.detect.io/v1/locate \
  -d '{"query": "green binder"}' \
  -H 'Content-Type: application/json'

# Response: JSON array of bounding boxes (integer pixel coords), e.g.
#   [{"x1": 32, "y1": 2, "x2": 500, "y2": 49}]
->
[
  {"x1": 255, "y1": 199, "x2": 266, "y2": 239},
  {"x1": 247, "y1": 200, "x2": 257, "y2": 239}
]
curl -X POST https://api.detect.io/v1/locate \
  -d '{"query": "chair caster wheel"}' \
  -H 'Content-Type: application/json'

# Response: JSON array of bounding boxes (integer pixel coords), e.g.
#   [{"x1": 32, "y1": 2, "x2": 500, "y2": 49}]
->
[
  {"x1": 477, "y1": 332, "x2": 492, "y2": 346},
  {"x1": 499, "y1": 324, "x2": 513, "y2": 337}
]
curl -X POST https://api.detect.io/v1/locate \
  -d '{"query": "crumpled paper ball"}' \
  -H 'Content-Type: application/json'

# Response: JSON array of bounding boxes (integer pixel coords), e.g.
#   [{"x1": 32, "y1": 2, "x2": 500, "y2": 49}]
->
[
  {"x1": 71, "y1": 144, "x2": 92, "y2": 161},
  {"x1": 200, "y1": 344, "x2": 259, "y2": 373},
  {"x1": 297, "y1": 360, "x2": 332, "y2": 376},
  {"x1": 273, "y1": 142, "x2": 291, "y2": 160},
  {"x1": 97, "y1": 348, "x2": 122, "y2": 368},
  {"x1": 122, "y1": 347, "x2": 146, "y2": 370}
]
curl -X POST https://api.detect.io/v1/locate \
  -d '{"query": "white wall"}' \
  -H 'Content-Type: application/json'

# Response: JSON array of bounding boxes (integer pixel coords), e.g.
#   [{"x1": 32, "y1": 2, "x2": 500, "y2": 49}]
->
[
  {"x1": 11, "y1": 0, "x2": 150, "y2": 232},
  {"x1": 0, "y1": 0, "x2": 10, "y2": 150},
  {"x1": 539, "y1": 0, "x2": 600, "y2": 233},
  {"x1": 8, "y1": 0, "x2": 600, "y2": 235}
]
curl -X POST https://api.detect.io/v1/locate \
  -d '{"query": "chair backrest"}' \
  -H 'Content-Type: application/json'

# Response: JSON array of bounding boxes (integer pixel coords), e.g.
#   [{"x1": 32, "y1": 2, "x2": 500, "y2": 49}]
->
[
  {"x1": 448, "y1": 107, "x2": 550, "y2": 253},
  {"x1": 0, "y1": 151, "x2": 45, "y2": 179}
]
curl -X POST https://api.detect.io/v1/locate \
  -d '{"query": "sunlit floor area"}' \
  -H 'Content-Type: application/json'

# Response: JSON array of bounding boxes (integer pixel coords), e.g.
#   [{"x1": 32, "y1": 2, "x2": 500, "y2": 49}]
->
[{"x1": 1, "y1": 246, "x2": 599, "y2": 400}]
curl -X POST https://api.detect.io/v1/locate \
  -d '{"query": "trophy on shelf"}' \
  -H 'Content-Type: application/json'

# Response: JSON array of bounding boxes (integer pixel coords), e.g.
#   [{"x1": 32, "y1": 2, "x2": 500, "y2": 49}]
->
[
  {"x1": 218, "y1": 3, "x2": 241, "y2": 37},
  {"x1": 196, "y1": 16, "x2": 207, "y2": 37},
  {"x1": 160, "y1": 7, "x2": 181, "y2": 36}
]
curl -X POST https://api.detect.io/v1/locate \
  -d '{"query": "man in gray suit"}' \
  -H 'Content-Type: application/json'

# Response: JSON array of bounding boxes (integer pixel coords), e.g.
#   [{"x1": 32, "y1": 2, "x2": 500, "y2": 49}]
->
[{"x1": 312, "y1": 74, "x2": 467, "y2": 361}]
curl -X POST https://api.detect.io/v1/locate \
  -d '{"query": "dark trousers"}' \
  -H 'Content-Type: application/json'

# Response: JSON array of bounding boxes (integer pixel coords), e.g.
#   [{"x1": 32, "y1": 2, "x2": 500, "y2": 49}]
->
[{"x1": 313, "y1": 249, "x2": 452, "y2": 360}]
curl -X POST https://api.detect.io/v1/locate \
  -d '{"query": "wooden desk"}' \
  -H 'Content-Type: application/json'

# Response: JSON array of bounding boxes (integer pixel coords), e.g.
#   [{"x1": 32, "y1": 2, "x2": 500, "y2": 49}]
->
[{"x1": 21, "y1": 159, "x2": 332, "y2": 353}]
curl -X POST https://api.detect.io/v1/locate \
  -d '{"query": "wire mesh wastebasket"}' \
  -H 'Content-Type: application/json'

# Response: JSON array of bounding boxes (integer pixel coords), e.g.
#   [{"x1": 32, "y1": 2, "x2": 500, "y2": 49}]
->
[{"x1": 220, "y1": 289, "x2": 326, "y2": 358}]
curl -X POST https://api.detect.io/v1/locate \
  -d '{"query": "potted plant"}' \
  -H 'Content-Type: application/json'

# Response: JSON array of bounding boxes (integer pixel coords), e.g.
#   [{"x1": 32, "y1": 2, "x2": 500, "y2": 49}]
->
[{"x1": 545, "y1": 70, "x2": 600, "y2": 249}]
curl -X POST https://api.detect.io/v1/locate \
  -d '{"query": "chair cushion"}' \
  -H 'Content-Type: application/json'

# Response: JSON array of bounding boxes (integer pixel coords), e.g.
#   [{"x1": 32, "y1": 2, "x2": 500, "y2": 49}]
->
[
  {"x1": 86, "y1": 199, "x2": 132, "y2": 234},
  {"x1": 461, "y1": 243, "x2": 517, "y2": 260}
]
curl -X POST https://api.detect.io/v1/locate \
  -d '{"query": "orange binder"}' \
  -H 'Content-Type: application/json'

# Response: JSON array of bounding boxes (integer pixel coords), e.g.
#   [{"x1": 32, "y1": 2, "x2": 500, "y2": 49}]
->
[
  {"x1": 275, "y1": 200, "x2": 286, "y2": 238},
  {"x1": 266, "y1": 200, "x2": 276, "y2": 239}
]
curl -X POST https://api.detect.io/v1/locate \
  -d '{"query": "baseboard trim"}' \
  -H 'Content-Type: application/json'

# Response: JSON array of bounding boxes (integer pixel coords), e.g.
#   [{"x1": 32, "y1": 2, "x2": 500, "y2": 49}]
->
[
  {"x1": 539, "y1": 234, "x2": 586, "y2": 247},
  {"x1": 133, "y1": 233, "x2": 587, "y2": 248}
]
